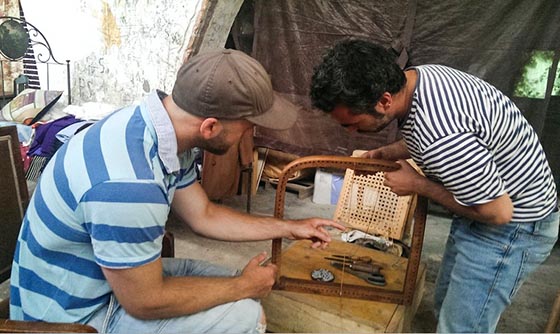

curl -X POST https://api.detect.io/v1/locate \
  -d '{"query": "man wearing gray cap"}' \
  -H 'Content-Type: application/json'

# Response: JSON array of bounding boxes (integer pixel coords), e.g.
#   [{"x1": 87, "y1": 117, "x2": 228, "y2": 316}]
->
[{"x1": 10, "y1": 49, "x2": 344, "y2": 333}]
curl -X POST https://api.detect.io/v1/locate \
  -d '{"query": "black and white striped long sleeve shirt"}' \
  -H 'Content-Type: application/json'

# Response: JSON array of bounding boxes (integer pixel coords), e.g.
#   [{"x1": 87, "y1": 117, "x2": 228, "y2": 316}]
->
[{"x1": 401, "y1": 65, "x2": 557, "y2": 222}]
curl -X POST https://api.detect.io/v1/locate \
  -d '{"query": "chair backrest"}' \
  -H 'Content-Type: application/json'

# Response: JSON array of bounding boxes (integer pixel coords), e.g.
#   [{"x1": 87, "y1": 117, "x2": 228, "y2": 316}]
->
[
  {"x1": 0, "y1": 126, "x2": 29, "y2": 283},
  {"x1": 334, "y1": 150, "x2": 421, "y2": 242},
  {"x1": 334, "y1": 162, "x2": 416, "y2": 240}
]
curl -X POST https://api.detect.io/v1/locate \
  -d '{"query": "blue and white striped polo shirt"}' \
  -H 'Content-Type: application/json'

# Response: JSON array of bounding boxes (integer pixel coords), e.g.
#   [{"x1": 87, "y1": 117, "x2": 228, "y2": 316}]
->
[
  {"x1": 401, "y1": 65, "x2": 557, "y2": 222},
  {"x1": 10, "y1": 90, "x2": 197, "y2": 323}
]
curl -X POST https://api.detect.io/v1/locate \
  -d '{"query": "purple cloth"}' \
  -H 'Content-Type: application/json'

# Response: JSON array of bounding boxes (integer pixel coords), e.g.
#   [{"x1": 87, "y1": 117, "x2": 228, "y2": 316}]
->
[{"x1": 28, "y1": 115, "x2": 81, "y2": 157}]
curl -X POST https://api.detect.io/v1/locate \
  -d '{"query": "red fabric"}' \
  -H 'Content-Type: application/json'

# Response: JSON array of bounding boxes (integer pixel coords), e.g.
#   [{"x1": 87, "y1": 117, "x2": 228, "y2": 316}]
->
[{"x1": 20, "y1": 144, "x2": 30, "y2": 173}]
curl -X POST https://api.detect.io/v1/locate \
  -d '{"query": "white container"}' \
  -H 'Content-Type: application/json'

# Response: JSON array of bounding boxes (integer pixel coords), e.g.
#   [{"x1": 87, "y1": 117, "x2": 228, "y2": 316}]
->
[{"x1": 312, "y1": 168, "x2": 344, "y2": 205}]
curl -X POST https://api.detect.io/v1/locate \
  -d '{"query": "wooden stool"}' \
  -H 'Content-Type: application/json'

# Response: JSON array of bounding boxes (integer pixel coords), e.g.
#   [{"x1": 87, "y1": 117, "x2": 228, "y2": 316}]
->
[
  {"x1": 262, "y1": 239, "x2": 426, "y2": 333},
  {"x1": 262, "y1": 263, "x2": 425, "y2": 333}
]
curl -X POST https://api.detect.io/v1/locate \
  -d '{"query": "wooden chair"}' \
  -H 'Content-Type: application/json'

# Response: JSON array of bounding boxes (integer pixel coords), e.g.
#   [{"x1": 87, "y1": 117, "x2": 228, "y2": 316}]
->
[
  {"x1": 270, "y1": 155, "x2": 427, "y2": 304},
  {"x1": 0, "y1": 125, "x2": 174, "y2": 332},
  {"x1": 262, "y1": 155, "x2": 428, "y2": 332}
]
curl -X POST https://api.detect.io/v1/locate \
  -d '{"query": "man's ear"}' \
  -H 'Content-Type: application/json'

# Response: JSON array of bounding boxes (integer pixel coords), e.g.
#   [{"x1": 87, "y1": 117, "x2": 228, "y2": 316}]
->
[
  {"x1": 199, "y1": 118, "x2": 223, "y2": 139},
  {"x1": 375, "y1": 92, "x2": 393, "y2": 115}
]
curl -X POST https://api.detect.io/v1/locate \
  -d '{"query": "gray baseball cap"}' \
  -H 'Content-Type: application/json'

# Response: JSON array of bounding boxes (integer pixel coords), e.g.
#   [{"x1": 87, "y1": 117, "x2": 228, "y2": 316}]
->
[{"x1": 171, "y1": 49, "x2": 298, "y2": 130}]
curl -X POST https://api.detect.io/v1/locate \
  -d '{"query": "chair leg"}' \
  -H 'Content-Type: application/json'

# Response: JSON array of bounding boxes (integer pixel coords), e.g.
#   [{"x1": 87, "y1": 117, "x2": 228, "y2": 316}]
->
[
  {"x1": 545, "y1": 290, "x2": 560, "y2": 333},
  {"x1": 0, "y1": 298, "x2": 9, "y2": 319}
]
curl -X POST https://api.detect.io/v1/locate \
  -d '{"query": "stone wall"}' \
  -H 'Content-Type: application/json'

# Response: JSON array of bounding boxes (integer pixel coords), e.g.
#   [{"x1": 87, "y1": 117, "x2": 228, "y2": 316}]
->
[{"x1": 20, "y1": 0, "x2": 206, "y2": 106}]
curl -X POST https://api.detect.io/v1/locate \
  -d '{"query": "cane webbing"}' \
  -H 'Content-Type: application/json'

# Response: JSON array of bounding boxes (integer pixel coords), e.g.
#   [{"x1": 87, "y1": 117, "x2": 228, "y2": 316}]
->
[{"x1": 334, "y1": 168, "x2": 414, "y2": 239}]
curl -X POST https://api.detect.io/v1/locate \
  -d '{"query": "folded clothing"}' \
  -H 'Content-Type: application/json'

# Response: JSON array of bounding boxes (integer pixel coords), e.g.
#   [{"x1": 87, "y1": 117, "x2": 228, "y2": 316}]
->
[{"x1": 28, "y1": 115, "x2": 81, "y2": 158}]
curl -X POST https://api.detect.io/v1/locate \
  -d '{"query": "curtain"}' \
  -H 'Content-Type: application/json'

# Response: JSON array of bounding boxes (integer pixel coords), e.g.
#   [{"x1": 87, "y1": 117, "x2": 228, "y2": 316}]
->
[{"x1": 230, "y1": 0, "x2": 560, "y2": 187}]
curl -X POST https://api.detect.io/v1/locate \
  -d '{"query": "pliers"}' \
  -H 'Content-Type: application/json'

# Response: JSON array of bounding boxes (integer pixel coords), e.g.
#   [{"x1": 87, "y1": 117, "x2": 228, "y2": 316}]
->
[{"x1": 330, "y1": 262, "x2": 386, "y2": 286}]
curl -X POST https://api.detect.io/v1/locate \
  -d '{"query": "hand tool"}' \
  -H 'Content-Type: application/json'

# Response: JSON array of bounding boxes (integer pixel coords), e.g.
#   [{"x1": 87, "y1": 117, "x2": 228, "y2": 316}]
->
[
  {"x1": 327, "y1": 260, "x2": 382, "y2": 275},
  {"x1": 327, "y1": 254, "x2": 373, "y2": 263},
  {"x1": 330, "y1": 262, "x2": 386, "y2": 286},
  {"x1": 325, "y1": 255, "x2": 382, "y2": 275}
]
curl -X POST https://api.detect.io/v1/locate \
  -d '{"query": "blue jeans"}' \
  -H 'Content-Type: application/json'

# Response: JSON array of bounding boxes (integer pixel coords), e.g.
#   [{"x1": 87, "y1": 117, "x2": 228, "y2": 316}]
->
[
  {"x1": 86, "y1": 258, "x2": 263, "y2": 333},
  {"x1": 434, "y1": 209, "x2": 559, "y2": 333}
]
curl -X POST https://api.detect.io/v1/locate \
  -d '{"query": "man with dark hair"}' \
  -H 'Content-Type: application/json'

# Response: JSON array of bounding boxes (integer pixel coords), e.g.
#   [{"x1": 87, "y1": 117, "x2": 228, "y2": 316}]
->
[
  {"x1": 10, "y1": 49, "x2": 344, "y2": 333},
  {"x1": 310, "y1": 39, "x2": 558, "y2": 333}
]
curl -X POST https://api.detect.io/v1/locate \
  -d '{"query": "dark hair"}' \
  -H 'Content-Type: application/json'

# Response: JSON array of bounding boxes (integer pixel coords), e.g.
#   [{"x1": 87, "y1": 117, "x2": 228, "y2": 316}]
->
[{"x1": 310, "y1": 39, "x2": 406, "y2": 115}]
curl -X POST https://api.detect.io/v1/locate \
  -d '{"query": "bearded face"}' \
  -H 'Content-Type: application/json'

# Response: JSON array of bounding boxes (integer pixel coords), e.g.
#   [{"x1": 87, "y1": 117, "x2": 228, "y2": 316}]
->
[
  {"x1": 197, "y1": 129, "x2": 231, "y2": 155},
  {"x1": 194, "y1": 119, "x2": 253, "y2": 155},
  {"x1": 331, "y1": 105, "x2": 393, "y2": 133}
]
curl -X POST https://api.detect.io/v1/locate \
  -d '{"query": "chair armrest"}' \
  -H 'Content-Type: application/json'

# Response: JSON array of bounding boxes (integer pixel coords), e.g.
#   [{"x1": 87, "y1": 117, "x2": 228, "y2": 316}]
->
[{"x1": 0, "y1": 319, "x2": 97, "y2": 333}]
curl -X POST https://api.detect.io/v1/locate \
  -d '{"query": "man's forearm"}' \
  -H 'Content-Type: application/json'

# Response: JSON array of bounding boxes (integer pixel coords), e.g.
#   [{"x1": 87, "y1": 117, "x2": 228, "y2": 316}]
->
[
  {"x1": 189, "y1": 201, "x2": 292, "y2": 241},
  {"x1": 378, "y1": 139, "x2": 410, "y2": 160},
  {"x1": 146, "y1": 274, "x2": 273, "y2": 319},
  {"x1": 131, "y1": 275, "x2": 249, "y2": 319},
  {"x1": 415, "y1": 177, "x2": 513, "y2": 225},
  {"x1": 171, "y1": 183, "x2": 293, "y2": 242},
  {"x1": 103, "y1": 257, "x2": 273, "y2": 320}
]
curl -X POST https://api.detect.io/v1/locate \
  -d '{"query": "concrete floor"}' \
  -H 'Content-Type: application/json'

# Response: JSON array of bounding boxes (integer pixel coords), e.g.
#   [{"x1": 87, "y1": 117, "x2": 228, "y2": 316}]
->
[
  {"x1": 1, "y1": 185, "x2": 557, "y2": 332},
  {"x1": 166, "y1": 185, "x2": 560, "y2": 333}
]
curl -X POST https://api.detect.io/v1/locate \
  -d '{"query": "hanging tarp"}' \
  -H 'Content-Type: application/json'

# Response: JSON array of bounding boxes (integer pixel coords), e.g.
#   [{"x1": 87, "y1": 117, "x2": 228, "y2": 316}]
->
[{"x1": 230, "y1": 0, "x2": 560, "y2": 187}]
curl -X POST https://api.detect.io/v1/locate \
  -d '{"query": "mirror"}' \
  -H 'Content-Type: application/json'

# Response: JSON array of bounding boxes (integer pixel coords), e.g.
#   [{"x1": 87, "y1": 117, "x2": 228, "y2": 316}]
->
[{"x1": 0, "y1": 18, "x2": 30, "y2": 60}]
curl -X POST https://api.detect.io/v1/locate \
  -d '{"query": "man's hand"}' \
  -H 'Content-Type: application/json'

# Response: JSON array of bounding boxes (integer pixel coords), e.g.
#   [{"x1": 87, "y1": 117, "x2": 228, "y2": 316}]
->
[
  {"x1": 383, "y1": 160, "x2": 424, "y2": 196},
  {"x1": 285, "y1": 218, "x2": 346, "y2": 249},
  {"x1": 361, "y1": 148, "x2": 384, "y2": 159},
  {"x1": 238, "y1": 252, "x2": 277, "y2": 299}
]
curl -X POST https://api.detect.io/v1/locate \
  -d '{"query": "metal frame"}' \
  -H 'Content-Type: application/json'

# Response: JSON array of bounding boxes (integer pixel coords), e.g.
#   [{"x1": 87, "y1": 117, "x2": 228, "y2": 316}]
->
[{"x1": 0, "y1": 16, "x2": 71, "y2": 105}]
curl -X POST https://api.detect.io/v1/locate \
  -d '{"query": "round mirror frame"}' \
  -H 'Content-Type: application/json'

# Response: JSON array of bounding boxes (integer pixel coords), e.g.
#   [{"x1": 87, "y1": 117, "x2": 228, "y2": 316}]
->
[{"x1": 0, "y1": 18, "x2": 30, "y2": 61}]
